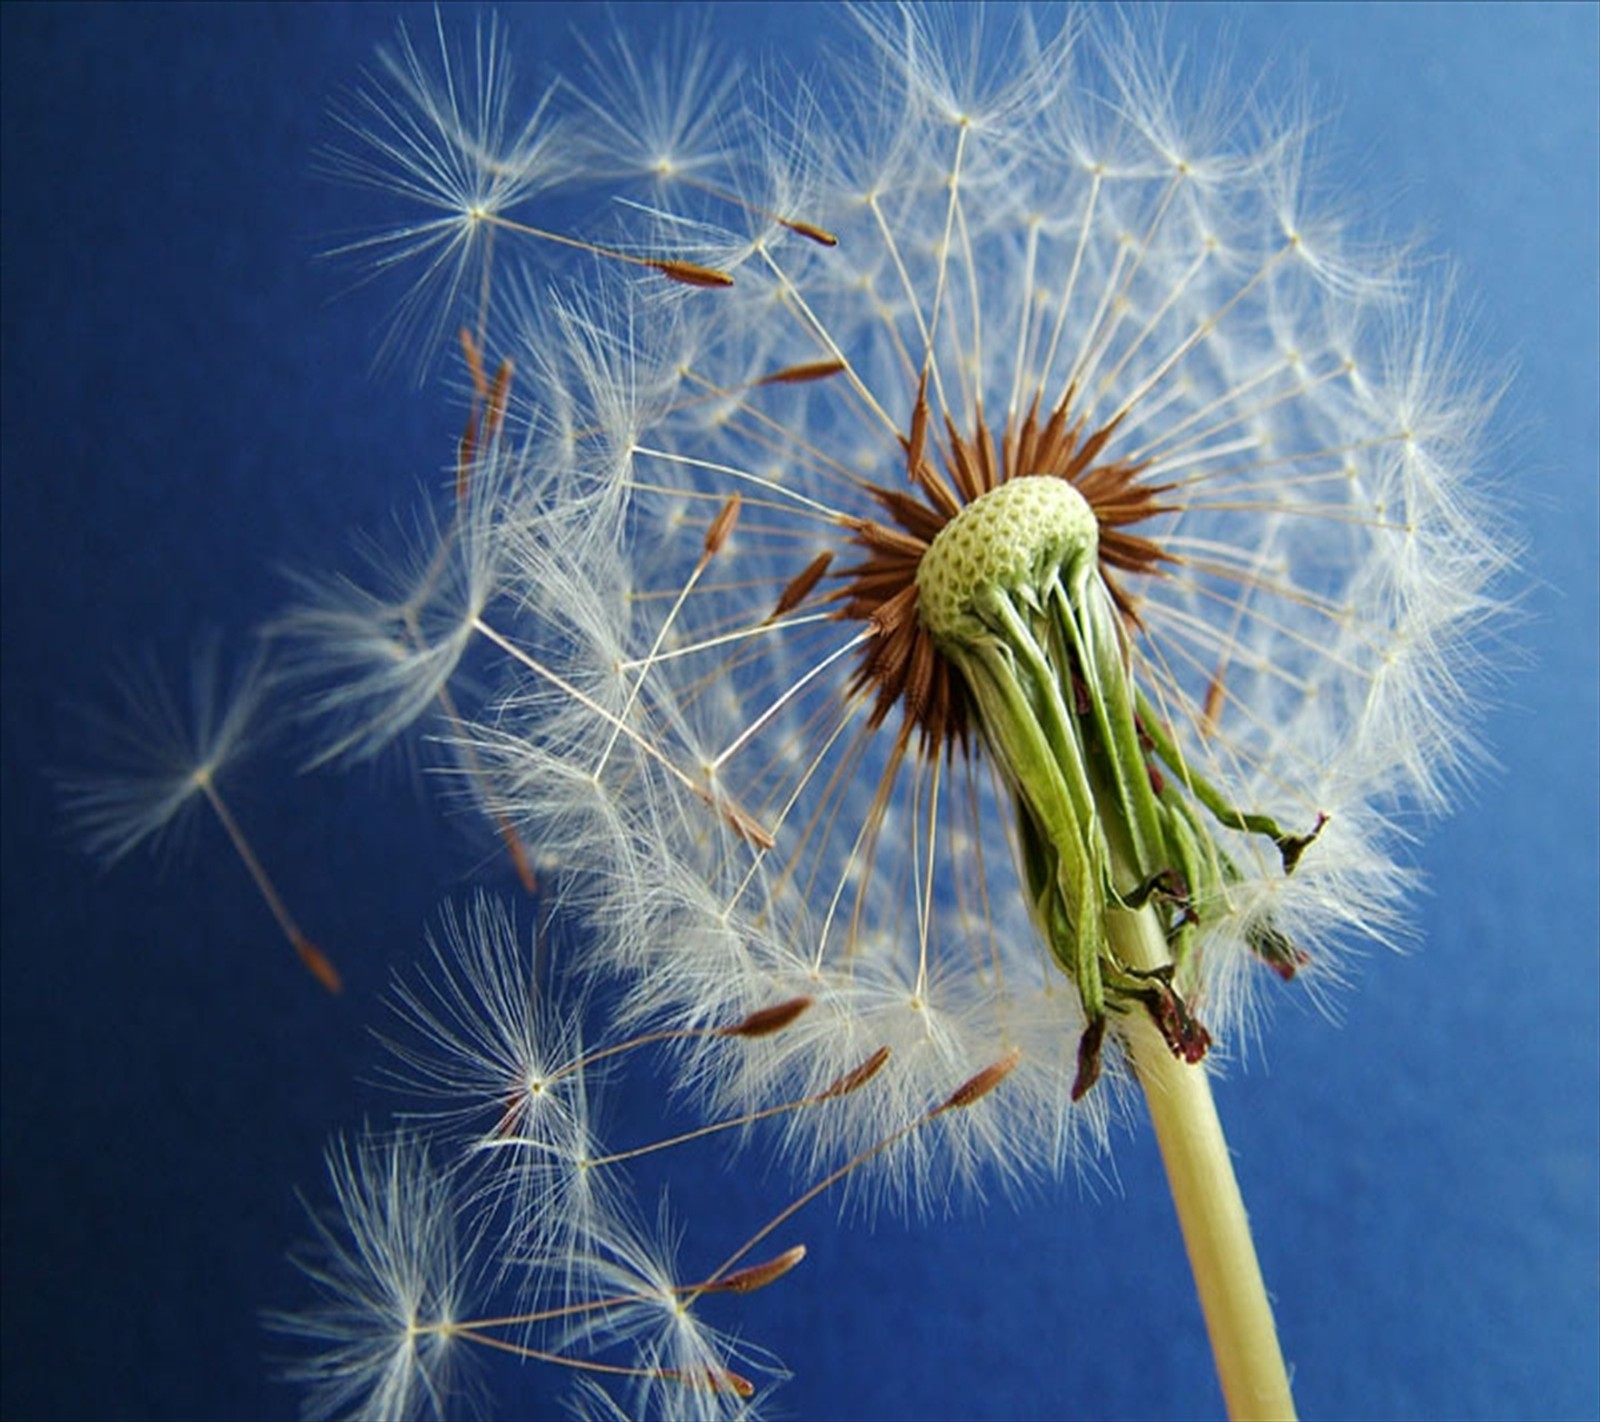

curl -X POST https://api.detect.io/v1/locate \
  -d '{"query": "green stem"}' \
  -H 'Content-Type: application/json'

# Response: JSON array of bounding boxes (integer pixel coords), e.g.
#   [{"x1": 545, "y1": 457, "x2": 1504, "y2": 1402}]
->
[{"x1": 1108, "y1": 904, "x2": 1297, "y2": 1422}]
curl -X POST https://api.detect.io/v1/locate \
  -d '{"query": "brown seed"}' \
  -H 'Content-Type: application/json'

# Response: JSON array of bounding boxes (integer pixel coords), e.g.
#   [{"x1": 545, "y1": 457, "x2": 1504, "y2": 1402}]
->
[
  {"x1": 820, "y1": 1045, "x2": 892, "y2": 1099},
  {"x1": 755, "y1": 358, "x2": 847, "y2": 387},
  {"x1": 1201, "y1": 668, "x2": 1227, "y2": 737},
  {"x1": 653, "y1": 259, "x2": 735, "y2": 289},
  {"x1": 782, "y1": 217, "x2": 840, "y2": 247},
  {"x1": 456, "y1": 415, "x2": 479, "y2": 503},
  {"x1": 485, "y1": 357, "x2": 513, "y2": 439},
  {"x1": 721, "y1": 801, "x2": 777, "y2": 850},
  {"x1": 701, "y1": 1244, "x2": 807, "y2": 1294},
  {"x1": 659, "y1": 1368, "x2": 756, "y2": 1399},
  {"x1": 704, "y1": 494, "x2": 743, "y2": 557},
  {"x1": 906, "y1": 367, "x2": 930, "y2": 482},
  {"x1": 772, "y1": 551, "x2": 834, "y2": 619},
  {"x1": 457, "y1": 326, "x2": 490, "y2": 401},
  {"x1": 938, "y1": 1046, "x2": 1022, "y2": 1113},
  {"x1": 722, "y1": 995, "x2": 813, "y2": 1038},
  {"x1": 496, "y1": 816, "x2": 538, "y2": 895},
  {"x1": 293, "y1": 932, "x2": 343, "y2": 995}
]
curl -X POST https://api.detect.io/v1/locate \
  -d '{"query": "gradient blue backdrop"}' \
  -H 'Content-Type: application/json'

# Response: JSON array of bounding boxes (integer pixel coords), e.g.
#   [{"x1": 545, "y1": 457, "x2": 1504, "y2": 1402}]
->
[{"x1": 3, "y1": 4, "x2": 1596, "y2": 1420}]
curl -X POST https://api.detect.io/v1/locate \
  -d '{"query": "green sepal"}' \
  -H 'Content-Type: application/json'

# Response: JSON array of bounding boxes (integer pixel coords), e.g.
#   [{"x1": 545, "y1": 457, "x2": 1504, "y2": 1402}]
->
[{"x1": 1134, "y1": 691, "x2": 1325, "y2": 875}]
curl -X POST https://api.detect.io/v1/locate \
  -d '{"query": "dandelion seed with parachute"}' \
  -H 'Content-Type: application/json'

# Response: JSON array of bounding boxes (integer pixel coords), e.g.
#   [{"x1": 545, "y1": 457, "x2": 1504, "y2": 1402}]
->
[
  {"x1": 269, "y1": 1133, "x2": 476, "y2": 1422},
  {"x1": 59, "y1": 641, "x2": 342, "y2": 993}
]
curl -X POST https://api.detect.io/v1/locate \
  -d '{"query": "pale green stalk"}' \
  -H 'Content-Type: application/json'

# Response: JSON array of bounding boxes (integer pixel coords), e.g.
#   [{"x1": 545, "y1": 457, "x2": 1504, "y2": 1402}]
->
[{"x1": 1109, "y1": 903, "x2": 1296, "y2": 1421}]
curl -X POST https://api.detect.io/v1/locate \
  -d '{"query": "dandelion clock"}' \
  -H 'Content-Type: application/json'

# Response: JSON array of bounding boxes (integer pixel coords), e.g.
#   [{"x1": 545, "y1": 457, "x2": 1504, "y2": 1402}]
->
[
  {"x1": 4, "y1": 6, "x2": 1594, "y2": 1422},
  {"x1": 268, "y1": 4, "x2": 1513, "y2": 1415}
]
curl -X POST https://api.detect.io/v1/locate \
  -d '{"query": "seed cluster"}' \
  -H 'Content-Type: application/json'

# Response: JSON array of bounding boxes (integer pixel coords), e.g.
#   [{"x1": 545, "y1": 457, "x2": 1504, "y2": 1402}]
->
[{"x1": 916, "y1": 476, "x2": 1098, "y2": 641}]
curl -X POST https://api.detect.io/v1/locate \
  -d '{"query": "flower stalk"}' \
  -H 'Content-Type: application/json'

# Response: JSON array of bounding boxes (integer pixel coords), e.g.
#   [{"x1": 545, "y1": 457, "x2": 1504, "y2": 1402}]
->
[{"x1": 1110, "y1": 903, "x2": 1296, "y2": 1421}]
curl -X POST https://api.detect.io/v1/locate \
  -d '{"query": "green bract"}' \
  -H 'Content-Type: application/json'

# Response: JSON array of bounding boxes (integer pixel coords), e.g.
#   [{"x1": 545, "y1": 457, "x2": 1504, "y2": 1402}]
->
[{"x1": 914, "y1": 473, "x2": 1314, "y2": 1094}]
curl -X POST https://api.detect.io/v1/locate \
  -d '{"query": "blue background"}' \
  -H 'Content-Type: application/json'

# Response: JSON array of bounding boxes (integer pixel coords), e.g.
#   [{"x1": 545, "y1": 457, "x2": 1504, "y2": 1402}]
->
[{"x1": 3, "y1": 4, "x2": 1596, "y2": 1419}]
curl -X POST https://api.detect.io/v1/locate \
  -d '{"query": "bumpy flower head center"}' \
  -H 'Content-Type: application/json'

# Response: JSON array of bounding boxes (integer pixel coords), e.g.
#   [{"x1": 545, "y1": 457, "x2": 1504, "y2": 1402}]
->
[{"x1": 916, "y1": 476, "x2": 1099, "y2": 642}]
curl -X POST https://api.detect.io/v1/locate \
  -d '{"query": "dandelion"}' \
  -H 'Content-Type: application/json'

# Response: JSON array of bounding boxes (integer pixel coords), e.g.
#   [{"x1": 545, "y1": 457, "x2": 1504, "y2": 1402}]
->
[
  {"x1": 282, "y1": 5, "x2": 1509, "y2": 1417},
  {"x1": 378, "y1": 895, "x2": 625, "y2": 1285},
  {"x1": 549, "y1": 1204, "x2": 788, "y2": 1422},
  {"x1": 322, "y1": 9, "x2": 571, "y2": 374},
  {"x1": 277, "y1": 930, "x2": 845, "y2": 1420},
  {"x1": 271, "y1": 1133, "x2": 475, "y2": 1422},
  {"x1": 323, "y1": 9, "x2": 737, "y2": 384},
  {"x1": 273, "y1": 407, "x2": 523, "y2": 774},
  {"x1": 273, "y1": 325, "x2": 557, "y2": 891},
  {"x1": 60, "y1": 641, "x2": 342, "y2": 993}
]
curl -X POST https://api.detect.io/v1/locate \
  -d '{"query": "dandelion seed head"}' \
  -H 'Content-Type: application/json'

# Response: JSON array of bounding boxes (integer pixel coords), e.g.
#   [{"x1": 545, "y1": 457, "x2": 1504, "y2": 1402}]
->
[
  {"x1": 454, "y1": 2, "x2": 1510, "y2": 1195},
  {"x1": 281, "y1": 11, "x2": 1512, "y2": 1413},
  {"x1": 256, "y1": 11, "x2": 1529, "y2": 1420}
]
